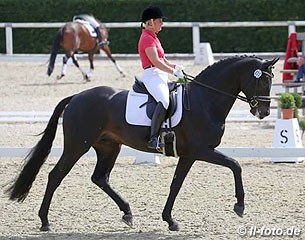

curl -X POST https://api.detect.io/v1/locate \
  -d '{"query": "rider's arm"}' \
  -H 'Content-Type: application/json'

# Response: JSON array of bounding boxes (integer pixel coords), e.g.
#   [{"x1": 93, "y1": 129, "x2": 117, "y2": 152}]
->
[
  {"x1": 163, "y1": 57, "x2": 176, "y2": 69},
  {"x1": 145, "y1": 47, "x2": 174, "y2": 74}
]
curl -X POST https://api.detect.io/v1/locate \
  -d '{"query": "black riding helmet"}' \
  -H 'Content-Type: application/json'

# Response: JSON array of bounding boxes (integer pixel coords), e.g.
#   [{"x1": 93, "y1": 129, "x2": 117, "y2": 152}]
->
[{"x1": 141, "y1": 6, "x2": 167, "y2": 23}]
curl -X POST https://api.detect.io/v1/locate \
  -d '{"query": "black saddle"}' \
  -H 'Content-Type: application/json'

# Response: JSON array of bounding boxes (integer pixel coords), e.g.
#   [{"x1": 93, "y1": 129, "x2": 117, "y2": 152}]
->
[{"x1": 132, "y1": 78, "x2": 179, "y2": 120}]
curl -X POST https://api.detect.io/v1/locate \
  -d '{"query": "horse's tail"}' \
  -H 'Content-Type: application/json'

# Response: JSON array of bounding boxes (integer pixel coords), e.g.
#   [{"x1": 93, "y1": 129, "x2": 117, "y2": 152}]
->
[
  {"x1": 6, "y1": 95, "x2": 74, "y2": 202},
  {"x1": 47, "y1": 28, "x2": 62, "y2": 76}
]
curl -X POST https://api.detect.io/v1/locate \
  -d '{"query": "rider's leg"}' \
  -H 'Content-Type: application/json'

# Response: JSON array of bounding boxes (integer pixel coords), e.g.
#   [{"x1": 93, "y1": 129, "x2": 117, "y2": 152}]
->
[
  {"x1": 141, "y1": 69, "x2": 170, "y2": 150},
  {"x1": 148, "y1": 102, "x2": 167, "y2": 150},
  {"x1": 94, "y1": 27, "x2": 106, "y2": 46},
  {"x1": 73, "y1": 15, "x2": 105, "y2": 46}
]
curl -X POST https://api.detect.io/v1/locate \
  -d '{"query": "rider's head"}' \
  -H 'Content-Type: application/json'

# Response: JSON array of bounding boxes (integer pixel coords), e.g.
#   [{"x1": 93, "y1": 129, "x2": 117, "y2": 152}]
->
[
  {"x1": 141, "y1": 6, "x2": 166, "y2": 33},
  {"x1": 141, "y1": 6, "x2": 166, "y2": 23}
]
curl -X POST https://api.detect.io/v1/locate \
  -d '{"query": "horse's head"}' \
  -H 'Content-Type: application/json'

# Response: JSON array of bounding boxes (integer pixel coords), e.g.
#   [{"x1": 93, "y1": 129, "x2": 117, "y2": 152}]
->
[{"x1": 240, "y1": 57, "x2": 279, "y2": 119}]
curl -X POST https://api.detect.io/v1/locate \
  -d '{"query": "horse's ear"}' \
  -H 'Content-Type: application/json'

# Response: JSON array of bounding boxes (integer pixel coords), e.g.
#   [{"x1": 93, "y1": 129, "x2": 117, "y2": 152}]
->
[
  {"x1": 262, "y1": 57, "x2": 280, "y2": 70},
  {"x1": 270, "y1": 57, "x2": 280, "y2": 66}
]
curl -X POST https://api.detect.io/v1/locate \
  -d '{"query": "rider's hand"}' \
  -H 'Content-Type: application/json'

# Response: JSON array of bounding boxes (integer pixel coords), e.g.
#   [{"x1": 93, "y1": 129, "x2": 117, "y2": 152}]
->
[
  {"x1": 173, "y1": 68, "x2": 184, "y2": 78},
  {"x1": 175, "y1": 64, "x2": 184, "y2": 71}
]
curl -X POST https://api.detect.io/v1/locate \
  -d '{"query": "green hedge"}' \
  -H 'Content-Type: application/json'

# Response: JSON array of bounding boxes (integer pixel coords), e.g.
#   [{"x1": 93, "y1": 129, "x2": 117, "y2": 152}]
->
[{"x1": 0, "y1": 0, "x2": 304, "y2": 54}]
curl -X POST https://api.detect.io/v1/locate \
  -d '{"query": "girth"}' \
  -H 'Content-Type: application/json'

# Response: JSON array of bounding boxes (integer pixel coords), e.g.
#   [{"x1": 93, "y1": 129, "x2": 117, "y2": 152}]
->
[{"x1": 132, "y1": 78, "x2": 179, "y2": 120}]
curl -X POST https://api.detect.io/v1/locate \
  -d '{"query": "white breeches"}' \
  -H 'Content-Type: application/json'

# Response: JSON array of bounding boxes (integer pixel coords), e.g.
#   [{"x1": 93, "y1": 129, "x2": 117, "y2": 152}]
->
[{"x1": 141, "y1": 67, "x2": 170, "y2": 109}]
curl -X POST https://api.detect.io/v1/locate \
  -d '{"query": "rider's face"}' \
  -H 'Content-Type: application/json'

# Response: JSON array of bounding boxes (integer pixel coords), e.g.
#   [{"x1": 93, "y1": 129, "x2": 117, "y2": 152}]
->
[{"x1": 153, "y1": 18, "x2": 163, "y2": 32}]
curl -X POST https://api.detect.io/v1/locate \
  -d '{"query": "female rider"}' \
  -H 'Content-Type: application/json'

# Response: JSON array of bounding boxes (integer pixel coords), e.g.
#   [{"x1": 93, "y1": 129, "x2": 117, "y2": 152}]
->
[{"x1": 138, "y1": 6, "x2": 184, "y2": 150}]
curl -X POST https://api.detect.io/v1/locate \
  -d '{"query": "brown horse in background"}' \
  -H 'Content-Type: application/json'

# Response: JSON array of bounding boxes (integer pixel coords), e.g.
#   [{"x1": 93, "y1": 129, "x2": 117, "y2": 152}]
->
[{"x1": 47, "y1": 20, "x2": 125, "y2": 81}]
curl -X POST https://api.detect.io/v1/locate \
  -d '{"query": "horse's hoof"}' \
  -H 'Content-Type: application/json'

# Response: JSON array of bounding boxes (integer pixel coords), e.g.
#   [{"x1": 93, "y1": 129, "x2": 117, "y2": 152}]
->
[
  {"x1": 40, "y1": 224, "x2": 50, "y2": 231},
  {"x1": 122, "y1": 214, "x2": 133, "y2": 228},
  {"x1": 168, "y1": 221, "x2": 180, "y2": 231},
  {"x1": 84, "y1": 75, "x2": 91, "y2": 82},
  {"x1": 57, "y1": 74, "x2": 64, "y2": 80},
  {"x1": 234, "y1": 203, "x2": 244, "y2": 217}
]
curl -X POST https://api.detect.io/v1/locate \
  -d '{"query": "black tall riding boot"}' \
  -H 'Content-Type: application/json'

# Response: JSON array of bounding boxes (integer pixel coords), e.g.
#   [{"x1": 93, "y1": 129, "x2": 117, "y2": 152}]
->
[
  {"x1": 95, "y1": 27, "x2": 105, "y2": 46},
  {"x1": 148, "y1": 102, "x2": 167, "y2": 150}
]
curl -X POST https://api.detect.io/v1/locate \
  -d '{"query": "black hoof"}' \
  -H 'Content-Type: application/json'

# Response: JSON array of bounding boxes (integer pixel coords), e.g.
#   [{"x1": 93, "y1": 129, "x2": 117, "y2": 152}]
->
[
  {"x1": 168, "y1": 221, "x2": 180, "y2": 231},
  {"x1": 57, "y1": 74, "x2": 64, "y2": 80},
  {"x1": 40, "y1": 224, "x2": 50, "y2": 231},
  {"x1": 122, "y1": 214, "x2": 133, "y2": 228},
  {"x1": 234, "y1": 203, "x2": 244, "y2": 217}
]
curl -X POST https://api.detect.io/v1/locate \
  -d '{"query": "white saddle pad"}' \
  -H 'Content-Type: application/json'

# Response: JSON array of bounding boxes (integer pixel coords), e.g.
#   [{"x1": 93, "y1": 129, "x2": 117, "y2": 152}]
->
[
  {"x1": 74, "y1": 19, "x2": 97, "y2": 37},
  {"x1": 125, "y1": 85, "x2": 183, "y2": 128}
]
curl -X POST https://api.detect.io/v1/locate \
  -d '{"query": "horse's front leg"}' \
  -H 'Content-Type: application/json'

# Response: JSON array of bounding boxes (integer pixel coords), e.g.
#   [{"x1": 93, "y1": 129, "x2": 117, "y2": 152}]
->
[
  {"x1": 85, "y1": 53, "x2": 94, "y2": 81},
  {"x1": 162, "y1": 157, "x2": 195, "y2": 231},
  {"x1": 71, "y1": 55, "x2": 89, "y2": 82},
  {"x1": 198, "y1": 148, "x2": 245, "y2": 217},
  {"x1": 101, "y1": 45, "x2": 126, "y2": 77}
]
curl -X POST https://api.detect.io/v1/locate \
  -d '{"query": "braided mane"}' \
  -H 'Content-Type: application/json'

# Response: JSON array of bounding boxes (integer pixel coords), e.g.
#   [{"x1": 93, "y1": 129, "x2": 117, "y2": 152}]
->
[{"x1": 195, "y1": 55, "x2": 262, "y2": 79}]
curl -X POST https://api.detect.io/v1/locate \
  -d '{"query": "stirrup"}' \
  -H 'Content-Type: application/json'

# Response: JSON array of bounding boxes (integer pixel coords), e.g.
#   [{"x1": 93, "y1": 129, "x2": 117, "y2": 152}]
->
[
  {"x1": 147, "y1": 136, "x2": 162, "y2": 152},
  {"x1": 98, "y1": 40, "x2": 109, "y2": 46}
]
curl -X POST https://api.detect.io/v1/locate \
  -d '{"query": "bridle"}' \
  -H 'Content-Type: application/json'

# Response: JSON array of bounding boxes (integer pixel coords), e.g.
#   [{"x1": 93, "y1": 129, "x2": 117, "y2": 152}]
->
[{"x1": 182, "y1": 69, "x2": 273, "y2": 108}]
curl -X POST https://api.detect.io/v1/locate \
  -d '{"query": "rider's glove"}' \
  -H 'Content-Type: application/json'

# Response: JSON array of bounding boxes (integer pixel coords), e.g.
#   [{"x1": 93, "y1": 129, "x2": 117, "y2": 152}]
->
[{"x1": 173, "y1": 68, "x2": 184, "y2": 78}]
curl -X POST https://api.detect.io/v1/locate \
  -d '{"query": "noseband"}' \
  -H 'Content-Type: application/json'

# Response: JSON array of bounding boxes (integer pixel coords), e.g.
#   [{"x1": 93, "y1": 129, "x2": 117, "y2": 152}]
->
[
  {"x1": 183, "y1": 70, "x2": 273, "y2": 108},
  {"x1": 244, "y1": 70, "x2": 273, "y2": 108}
]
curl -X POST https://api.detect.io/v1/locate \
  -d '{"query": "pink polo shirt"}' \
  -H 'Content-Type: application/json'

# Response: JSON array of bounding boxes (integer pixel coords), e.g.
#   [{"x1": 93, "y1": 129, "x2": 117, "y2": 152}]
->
[{"x1": 138, "y1": 29, "x2": 165, "y2": 69}]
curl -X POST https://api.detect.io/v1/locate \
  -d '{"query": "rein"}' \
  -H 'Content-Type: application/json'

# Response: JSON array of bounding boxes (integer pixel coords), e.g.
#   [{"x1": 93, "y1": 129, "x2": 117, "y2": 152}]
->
[{"x1": 182, "y1": 71, "x2": 272, "y2": 108}]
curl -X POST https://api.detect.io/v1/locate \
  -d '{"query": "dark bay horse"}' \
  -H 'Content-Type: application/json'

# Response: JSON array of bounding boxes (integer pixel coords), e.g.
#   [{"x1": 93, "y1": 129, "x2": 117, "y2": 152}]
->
[
  {"x1": 47, "y1": 20, "x2": 125, "y2": 81},
  {"x1": 7, "y1": 56, "x2": 279, "y2": 231}
]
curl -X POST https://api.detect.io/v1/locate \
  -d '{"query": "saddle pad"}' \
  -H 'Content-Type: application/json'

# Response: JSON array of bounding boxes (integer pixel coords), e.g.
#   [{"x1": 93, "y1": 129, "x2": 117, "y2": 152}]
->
[
  {"x1": 74, "y1": 19, "x2": 97, "y2": 37},
  {"x1": 126, "y1": 85, "x2": 183, "y2": 127}
]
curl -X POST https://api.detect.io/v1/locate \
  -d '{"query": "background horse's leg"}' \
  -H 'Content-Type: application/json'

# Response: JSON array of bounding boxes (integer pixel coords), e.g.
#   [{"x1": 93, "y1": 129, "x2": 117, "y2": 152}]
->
[
  {"x1": 91, "y1": 141, "x2": 133, "y2": 227},
  {"x1": 162, "y1": 157, "x2": 195, "y2": 231},
  {"x1": 197, "y1": 148, "x2": 245, "y2": 217},
  {"x1": 101, "y1": 45, "x2": 126, "y2": 77},
  {"x1": 38, "y1": 148, "x2": 89, "y2": 231},
  {"x1": 71, "y1": 54, "x2": 90, "y2": 81},
  {"x1": 86, "y1": 53, "x2": 94, "y2": 80},
  {"x1": 57, "y1": 54, "x2": 70, "y2": 80}
]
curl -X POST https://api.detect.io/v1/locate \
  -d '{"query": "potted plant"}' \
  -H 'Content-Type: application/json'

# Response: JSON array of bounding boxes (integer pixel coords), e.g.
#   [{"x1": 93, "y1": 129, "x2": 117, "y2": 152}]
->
[
  {"x1": 291, "y1": 93, "x2": 302, "y2": 118},
  {"x1": 299, "y1": 120, "x2": 305, "y2": 137},
  {"x1": 279, "y1": 93, "x2": 296, "y2": 119}
]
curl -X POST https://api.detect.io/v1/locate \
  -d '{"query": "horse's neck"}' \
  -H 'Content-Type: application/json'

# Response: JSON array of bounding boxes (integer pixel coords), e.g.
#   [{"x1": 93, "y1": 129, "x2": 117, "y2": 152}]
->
[{"x1": 189, "y1": 72, "x2": 240, "y2": 120}]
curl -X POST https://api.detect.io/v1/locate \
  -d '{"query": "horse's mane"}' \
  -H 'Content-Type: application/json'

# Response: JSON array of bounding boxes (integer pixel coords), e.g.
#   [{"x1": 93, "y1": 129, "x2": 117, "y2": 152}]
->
[{"x1": 195, "y1": 55, "x2": 263, "y2": 80}]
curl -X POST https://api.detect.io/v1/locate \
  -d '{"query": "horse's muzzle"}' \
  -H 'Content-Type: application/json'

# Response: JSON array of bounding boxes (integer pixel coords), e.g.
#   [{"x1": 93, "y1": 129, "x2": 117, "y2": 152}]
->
[{"x1": 250, "y1": 107, "x2": 270, "y2": 119}]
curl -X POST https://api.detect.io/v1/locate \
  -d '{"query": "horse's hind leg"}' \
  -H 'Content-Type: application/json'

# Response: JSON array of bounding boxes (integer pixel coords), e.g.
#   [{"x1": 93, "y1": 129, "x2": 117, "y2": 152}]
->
[
  {"x1": 91, "y1": 141, "x2": 132, "y2": 227},
  {"x1": 57, "y1": 54, "x2": 70, "y2": 80},
  {"x1": 162, "y1": 157, "x2": 195, "y2": 231},
  {"x1": 38, "y1": 148, "x2": 88, "y2": 231}
]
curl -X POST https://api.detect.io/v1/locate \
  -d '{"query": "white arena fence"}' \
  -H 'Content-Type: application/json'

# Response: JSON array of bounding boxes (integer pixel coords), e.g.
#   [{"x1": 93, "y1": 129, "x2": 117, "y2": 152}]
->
[
  {"x1": 3, "y1": 111, "x2": 305, "y2": 160},
  {"x1": 1, "y1": 111, "x2": 304, "y2": 160},
  {"x1": 0, "y1": 110, "x2": 278, "y2": 123},
  {"x1": 1, "y1": 146, "x2": 305, "y2": 159},
  {"x1": 1, "y1": 21, "x2": 305, "y2": 56}
]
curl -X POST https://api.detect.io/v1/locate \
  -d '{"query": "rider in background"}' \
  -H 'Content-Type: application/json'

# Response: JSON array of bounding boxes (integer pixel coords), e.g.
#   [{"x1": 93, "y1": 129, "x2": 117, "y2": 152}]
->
[
  {"x1": 73, "y1": 14, "x2": 105, "y2": 46},
  {"x1": 138, "y1": 5, "x2": 184, "y2": 150},
  {"x1": 296, "y1": 55, "x2": 305, "y2": 82}
]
